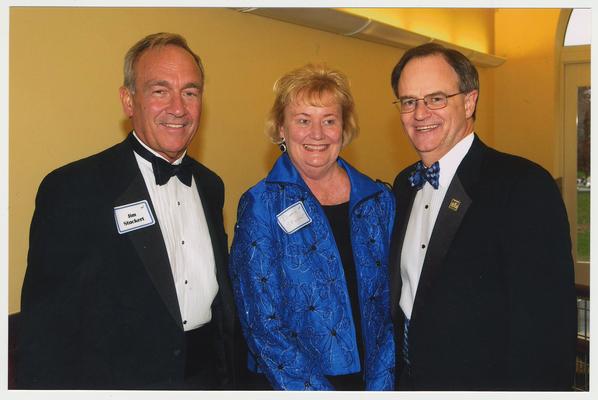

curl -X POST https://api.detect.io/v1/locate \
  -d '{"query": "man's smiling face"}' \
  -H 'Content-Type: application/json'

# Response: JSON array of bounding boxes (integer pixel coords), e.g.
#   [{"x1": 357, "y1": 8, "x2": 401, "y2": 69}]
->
[{"x1": 120, "y1": 44, "x2": 203, "y2": 162}]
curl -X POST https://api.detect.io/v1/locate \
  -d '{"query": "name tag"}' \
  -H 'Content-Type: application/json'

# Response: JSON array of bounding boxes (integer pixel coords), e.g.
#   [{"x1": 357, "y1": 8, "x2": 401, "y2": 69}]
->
[
  {"x1": 114, "y1": 200, "x2": 155, "y2": 234},
  {"x1": 277, "y1": 201, "x2": 312, "y2": 234}
]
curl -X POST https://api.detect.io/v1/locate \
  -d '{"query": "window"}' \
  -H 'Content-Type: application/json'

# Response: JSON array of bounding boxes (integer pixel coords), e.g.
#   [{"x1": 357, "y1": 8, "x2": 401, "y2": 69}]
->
[
  {"x1": 560, "y1": 9, "x2": 590, "y2": 390},
  {"x1": 564, "y1": 8, "x2": 591, "y2": 46},
  {"x1": 561, "y1": 8, "x2": 590, "y2": 285},
  {"x1": 576, "y1": 87, "x2": 590, "y2": 263}
]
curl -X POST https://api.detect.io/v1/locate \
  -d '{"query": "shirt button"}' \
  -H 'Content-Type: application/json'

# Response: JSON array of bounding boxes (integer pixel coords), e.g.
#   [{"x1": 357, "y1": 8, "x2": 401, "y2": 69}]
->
[
  {"x1": 181, "y1": 240, "x2": 185, "y2": 245},
  {"x1": 177, "y1": 201, "x2": 181, "y2": 206},
  {"x1": 421, "y1": 244, "x2": 426, "y2": 249},
  {"x1": 425, "y1": 205, "x2": 429, "y2": 209},
  {"x1": 183, "y1": 320, "x2": 187, "y2": 325},
  {"x1": 185, "y1": 280, "x2": 188, "y2": 284}
]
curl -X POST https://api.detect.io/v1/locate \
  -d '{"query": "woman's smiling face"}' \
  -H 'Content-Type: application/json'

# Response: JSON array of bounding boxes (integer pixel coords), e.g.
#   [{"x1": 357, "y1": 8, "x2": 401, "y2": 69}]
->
[{"x1": 280, "y1": 91, "x2": 343, "y2": 180}]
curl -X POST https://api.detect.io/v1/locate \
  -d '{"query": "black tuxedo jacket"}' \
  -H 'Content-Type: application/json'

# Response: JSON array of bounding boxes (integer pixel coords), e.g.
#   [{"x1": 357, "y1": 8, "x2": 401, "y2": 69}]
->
[
  {"x1": 17, "y1": 135, "x2": 236, "y2": 389},
  {"x1": 389, "y1": 135, "x2": 576, "y2": 390}
]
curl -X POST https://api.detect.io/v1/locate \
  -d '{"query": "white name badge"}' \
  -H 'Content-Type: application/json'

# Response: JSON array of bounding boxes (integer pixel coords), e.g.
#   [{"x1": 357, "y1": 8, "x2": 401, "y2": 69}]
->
[
  {"x1": 114, "y1": 200, "x2": 155, "y2": 234},
  {"x1": 277, "y1": 201, "x2": 312, "y2": 234}
]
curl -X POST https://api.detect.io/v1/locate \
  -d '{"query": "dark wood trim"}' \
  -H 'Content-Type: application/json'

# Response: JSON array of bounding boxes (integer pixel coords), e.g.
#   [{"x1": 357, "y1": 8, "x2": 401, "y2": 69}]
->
[
  {"x1": 576, "y1": 284, "x2": 590, "y2": 299},
  {"x1": 577, "y1": 337, "x2": 589, "y2": 353}
]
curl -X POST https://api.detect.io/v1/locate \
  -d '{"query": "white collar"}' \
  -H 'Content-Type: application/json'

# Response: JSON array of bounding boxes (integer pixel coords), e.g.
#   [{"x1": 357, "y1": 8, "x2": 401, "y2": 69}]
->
[
  {"x1": 132, "y1": 130, "x2": 186, "y2": 165},
  {"x1": 436, "y1": 132, "x2": 475, "y2": 188}
]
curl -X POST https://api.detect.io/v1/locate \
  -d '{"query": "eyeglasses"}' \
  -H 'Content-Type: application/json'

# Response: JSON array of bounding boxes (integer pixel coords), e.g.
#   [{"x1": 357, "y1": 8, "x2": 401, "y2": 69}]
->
[{"x1": 393, "y1": 91, "x2": 464, "y2": 113}]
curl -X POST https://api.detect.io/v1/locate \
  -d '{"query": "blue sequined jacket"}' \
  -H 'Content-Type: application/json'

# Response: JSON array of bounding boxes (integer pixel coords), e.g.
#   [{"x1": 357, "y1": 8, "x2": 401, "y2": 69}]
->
[{"x1": 229, "y1": 154, "x2": 395, "y2": 390}]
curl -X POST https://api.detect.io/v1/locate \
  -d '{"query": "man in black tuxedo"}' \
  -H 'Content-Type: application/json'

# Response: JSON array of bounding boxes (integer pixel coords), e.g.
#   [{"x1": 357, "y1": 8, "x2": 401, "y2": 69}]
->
[
  {"x1": 389, "y1": 43, "x2": 576, "y2": 390},
  {"x1": 17, "y1": 32, "x2": 236, "y2": 389}
]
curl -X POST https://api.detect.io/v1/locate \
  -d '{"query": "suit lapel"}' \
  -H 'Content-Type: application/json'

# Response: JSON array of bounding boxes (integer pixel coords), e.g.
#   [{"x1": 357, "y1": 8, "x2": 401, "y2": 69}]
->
[
  {"x1": 410, "y1": 176, "x2": 471, "y2": 321},
  {"x1": 390, "y1": 172, "x2": 417, "y2": 321},
  {"x1": 106, "y1": 138, "x2": 182, "y2": 328},
  {"x1": 191, "y1": 168, "x2": 226, "y2": 274},
  {"x1": 410, "y1": 135, "x2": 485, "y2": 322}
]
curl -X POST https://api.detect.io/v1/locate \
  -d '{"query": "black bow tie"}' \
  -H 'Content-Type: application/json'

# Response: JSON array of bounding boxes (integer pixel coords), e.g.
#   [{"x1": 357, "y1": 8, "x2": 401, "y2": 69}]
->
[
  {"x1": 128, "y1": 134, "x2": 193, "y2": 187},
  {"x1": 409, "y1": 161, "x2": 440, "y2": 190}
]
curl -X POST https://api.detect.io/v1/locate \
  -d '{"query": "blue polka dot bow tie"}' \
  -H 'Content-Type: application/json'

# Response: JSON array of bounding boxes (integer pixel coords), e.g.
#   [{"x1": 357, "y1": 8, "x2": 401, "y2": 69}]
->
[{"x1": 409, "y1": 161, "x2": 440, "y2": 190}]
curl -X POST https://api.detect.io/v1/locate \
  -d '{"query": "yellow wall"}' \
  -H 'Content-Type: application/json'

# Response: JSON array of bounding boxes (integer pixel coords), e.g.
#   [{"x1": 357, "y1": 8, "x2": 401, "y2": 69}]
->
[
  {"x1": 8, "y1": 7, "x2": 411, "y2": 313},
  {"x1": 9, "y1": 7, "x2": 560, "y2": 313},
  {"x1": 493, "y1": 9, "x2": 562, "y2": 175}
]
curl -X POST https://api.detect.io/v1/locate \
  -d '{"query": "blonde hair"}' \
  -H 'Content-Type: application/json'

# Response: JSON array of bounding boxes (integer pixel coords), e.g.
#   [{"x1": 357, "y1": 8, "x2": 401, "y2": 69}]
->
[{"x1": 265, "y1": 64, "x2": 359, "y2": 147}]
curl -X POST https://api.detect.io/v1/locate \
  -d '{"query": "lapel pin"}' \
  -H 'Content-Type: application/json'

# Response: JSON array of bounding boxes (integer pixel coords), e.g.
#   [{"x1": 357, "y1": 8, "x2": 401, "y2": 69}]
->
[{"x1": 448, "y1": 198, "x2": 461, "y2": 212}]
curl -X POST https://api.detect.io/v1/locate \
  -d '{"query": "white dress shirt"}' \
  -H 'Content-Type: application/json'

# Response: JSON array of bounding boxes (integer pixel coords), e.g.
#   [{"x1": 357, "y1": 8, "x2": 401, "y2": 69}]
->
[
  {"x1": 399, "y1": 133, "x2": 474, "y2": 319},
  {"x1": 132, "y1": 132, "x2": 218, "y2": 331}
]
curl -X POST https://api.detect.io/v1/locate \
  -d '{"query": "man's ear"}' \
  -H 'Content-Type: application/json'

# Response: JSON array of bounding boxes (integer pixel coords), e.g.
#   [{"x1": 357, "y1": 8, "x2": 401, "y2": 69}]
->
[
  {"x1": 119, "y1": 86, "x2": 134, "y2": 118},
  {"x1": 464, "y1": 90, "x2": 478, "y2": 119}
]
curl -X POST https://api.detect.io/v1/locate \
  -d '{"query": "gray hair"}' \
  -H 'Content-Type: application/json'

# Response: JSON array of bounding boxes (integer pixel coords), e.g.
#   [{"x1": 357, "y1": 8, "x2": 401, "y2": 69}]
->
[{"x1": 123, "y1": 32, "x2": 204, "y2": 93}]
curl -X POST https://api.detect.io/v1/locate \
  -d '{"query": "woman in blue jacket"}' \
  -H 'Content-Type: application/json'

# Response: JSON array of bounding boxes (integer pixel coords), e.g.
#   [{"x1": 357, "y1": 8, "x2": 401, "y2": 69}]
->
[{"x1": 229, "y1": 64, "x2": 395, "y2": 390}]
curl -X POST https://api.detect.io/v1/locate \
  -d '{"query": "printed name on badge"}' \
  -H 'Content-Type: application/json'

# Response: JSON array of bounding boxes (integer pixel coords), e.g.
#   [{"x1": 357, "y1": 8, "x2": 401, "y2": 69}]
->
[
  {"x1": 114, "y1": 200, "x2": 155, "y2": 234},
  {"x1": 277, "y1": 201, "x2": 312, "y2": 234}
]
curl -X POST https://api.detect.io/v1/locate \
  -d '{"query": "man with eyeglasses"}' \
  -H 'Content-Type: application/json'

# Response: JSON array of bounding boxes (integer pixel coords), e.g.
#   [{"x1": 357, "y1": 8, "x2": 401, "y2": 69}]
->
[{"x1": 388, "y1": 43, "x2": 576, "y2": 390}]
